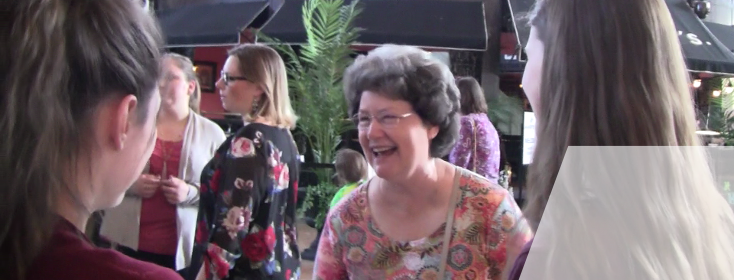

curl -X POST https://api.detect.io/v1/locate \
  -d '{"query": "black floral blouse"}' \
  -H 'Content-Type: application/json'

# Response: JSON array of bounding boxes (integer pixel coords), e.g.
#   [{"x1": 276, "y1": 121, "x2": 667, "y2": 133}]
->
[{"x1": 193, "y1": 123, "x2": 300, "y2": 280}]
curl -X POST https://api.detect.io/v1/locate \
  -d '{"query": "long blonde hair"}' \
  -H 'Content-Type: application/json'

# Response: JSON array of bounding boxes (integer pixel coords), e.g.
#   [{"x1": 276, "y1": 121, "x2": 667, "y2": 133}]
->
[
  {"x1": 0, "y1": 0, "x2": 162, "y2": 278},
  {"x1": 523, "y1": 0, "x2": 734, "y2": 278},
  {"x1": 228, "y1": 44, "x2": 298, "y2": 129},
  {"x1": 163, "y1": 52, "x2": 201, "y2": 114}
]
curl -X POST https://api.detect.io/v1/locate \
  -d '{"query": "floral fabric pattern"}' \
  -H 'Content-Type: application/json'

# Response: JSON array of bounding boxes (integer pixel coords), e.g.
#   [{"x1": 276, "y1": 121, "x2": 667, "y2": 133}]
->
[
  {"x1": 313, "y1": 168, "x2": 533, "y2": 280},
  {"x1": 193, "y1": 124, "x2": 300, "y2": 280},
  {"x1": 449, "y1": 113, "x2": 501, "y2": 182}
]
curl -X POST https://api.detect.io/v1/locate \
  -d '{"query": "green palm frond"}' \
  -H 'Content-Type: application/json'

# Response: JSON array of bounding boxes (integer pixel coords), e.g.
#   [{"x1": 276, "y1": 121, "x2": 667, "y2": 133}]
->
[
  {"x1": 487, "y1": 91, "x2": 524, "y2": 135},
  {"x1": 259, "y1": 0, "x2": 361, "y2": 166}
]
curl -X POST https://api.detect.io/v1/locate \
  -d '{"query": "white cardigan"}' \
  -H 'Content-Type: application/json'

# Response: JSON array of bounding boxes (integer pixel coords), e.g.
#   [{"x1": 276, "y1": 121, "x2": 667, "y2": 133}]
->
[{"x1": 100, "y1": 112, "x2": 226, "y2": 270}]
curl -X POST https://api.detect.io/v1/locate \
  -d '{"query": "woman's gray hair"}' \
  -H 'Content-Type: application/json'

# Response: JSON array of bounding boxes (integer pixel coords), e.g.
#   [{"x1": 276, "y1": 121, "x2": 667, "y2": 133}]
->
[{"x1": 343, "y1": 45, "x2": 461, "y2": 157}]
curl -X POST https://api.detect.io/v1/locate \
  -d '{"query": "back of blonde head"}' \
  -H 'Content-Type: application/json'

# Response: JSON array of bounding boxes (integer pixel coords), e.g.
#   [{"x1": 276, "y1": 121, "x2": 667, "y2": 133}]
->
[
  {"x1": 228, "y1": 44, "x2": 297, "y2": 129},
  {"x1": 522, "y1": 0, "x2": 734, "y2": 278}
]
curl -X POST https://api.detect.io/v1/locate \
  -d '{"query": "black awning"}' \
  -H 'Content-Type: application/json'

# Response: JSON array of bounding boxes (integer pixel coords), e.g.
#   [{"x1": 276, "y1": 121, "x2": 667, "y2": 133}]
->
[
  {"x1": 157, "y1": 1, "x2": 270, "y2": 47},
  {"x1": 667, "y1": 0, "x2": 734, "y2": 74},
  {"x1": 507, "y1": 0, "x2": 734, "y2": 74},
  {"x1": 258, "y1": 0, "x2": 488, "y2": 51},
  {"x1": 704, "y1": 22, "x2": 734, "y2": 54},
  {"x1": 508, "y1": 0, "x2": 534, "y2": 51}
]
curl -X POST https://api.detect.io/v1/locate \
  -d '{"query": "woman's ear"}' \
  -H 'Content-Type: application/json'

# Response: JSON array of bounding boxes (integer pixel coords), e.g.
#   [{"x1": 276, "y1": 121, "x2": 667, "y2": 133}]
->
[
  {"x1": 187, "y1": 80, "x2": 196, "y2": 96},
  {"x1": 428, "y1": 125, "x2": 439, "y2": 140}
]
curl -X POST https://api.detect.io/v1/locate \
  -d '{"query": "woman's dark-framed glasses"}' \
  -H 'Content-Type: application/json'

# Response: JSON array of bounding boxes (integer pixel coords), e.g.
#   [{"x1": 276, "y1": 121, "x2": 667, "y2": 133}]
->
[
  {"x1": 220, "y1": 72, "x2": 248, "y2": 86},
  {"x1": 352, "y1": 113, "x2": 413, "y2": 130}
]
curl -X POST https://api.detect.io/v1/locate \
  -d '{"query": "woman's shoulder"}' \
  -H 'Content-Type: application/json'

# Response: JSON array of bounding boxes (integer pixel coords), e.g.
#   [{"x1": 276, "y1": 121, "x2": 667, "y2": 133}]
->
[
  {"x1": 326, "y1": 181, "x2": 370, "y2": 229},
  {"x1": 457, "y1": 167, "x2": 511, "y2": 204},
  {"x1": 29, "y1": 221, "x2": 182, "y2": 280},
  {"x1": 192, "y1": 113, "x2": 226, "y2": 140}
]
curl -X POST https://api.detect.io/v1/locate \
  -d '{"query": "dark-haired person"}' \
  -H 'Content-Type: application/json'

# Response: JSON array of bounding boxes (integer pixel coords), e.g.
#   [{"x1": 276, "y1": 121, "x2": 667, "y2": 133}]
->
[
  {"x1": 313, "y1": 45, "x2": 532, "y2": 280},
  {"x1": 1, "y1": 0, "x2": 182, "y2": 279},
  {"x1": 449, "y1": 76, "x2": 500, "y2": 182}
]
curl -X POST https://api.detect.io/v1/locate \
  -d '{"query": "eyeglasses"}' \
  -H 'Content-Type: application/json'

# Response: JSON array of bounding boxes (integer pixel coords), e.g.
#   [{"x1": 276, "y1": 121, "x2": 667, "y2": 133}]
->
[
  {"x1": 220, "y1": 72, "x2": 249, "y2": 86},
  {"x1": 352, "y1": 113, "x2": 413, "y2": 130}
]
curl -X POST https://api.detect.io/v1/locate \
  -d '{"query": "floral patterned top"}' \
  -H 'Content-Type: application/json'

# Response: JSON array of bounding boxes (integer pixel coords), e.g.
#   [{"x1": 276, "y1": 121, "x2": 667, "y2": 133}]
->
[
  {"x1": 313, "y1": 168, "x2": 532, "y2": 280},
  {"x1": 449, "y1": 113, "x2": 500, "y2": 183},
  {"x1": 193, "y1": 123, "x2": 300, "y2": 280}
]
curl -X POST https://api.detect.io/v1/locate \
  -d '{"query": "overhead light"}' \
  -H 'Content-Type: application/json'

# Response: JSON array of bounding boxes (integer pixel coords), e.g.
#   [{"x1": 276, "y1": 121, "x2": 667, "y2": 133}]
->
[
  {"x1": 713, "y1": 90, "x2": 721, "y2": 97},
  {"x1": 519, "y1": 84, "x2": 523, "y2": 88},
  {"x1": 693, "y1": 79, "x2": 702, "y2": 88},
  {"x1": 696, "y1": 130, "x2": 721, "y2": 136}
]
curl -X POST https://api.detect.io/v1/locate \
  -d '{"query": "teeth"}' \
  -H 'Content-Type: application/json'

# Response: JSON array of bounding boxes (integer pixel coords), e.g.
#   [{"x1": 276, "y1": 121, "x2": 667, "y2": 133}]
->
[{"x1": 372, "y1": 147, "x2": 393, "y2": 153}]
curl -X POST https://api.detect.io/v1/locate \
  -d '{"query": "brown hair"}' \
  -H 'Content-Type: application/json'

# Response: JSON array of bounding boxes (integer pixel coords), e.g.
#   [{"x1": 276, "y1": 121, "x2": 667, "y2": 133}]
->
[
  {"x1": 227, "y1": 44, "x2": 298, "y2": 129},
  {"x1": 520, "y1": 0, "x2": 734, "y2": 278},
  {"x1": 524, "y1": 0, "x2": 700, "y2": 231},
  {"x1": 456, "y1": 76, "x2": 488, "y2": 115},
  {"x1": 0, "y1": 0, "x2": 162, "y2": 278},
  {"x1": 163, "y1": 52, "x2": 201, "y2": 114},
  {"x1": 343, "y1": 45, "x2": 461, "y2": 157},
  {"x1": 334, "y1": 149, "x2": 369, "y2": 185}
]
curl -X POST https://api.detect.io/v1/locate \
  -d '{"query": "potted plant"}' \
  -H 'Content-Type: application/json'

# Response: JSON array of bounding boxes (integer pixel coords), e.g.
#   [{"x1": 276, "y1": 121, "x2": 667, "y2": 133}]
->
[
  {"x1": 707, "y1": 77, "x2": 734, "y2": 146},
  {"x1": 259, "y1": 0, "x2": 362, "y2": 229}
]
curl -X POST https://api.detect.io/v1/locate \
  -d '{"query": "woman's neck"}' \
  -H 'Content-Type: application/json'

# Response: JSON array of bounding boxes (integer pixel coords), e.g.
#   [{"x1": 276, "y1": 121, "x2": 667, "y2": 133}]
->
[
  {"x1": 158, "y1": 106, "x2": 190, "y2": 124},
  {"x1": 55, "y1": 191, "x2": 91, "y2": 232},
  {"x1": 245, "y1": 116, "x2": 274, "y2": 126},
  {"x1": 378, "y1": 159, "x2": 449, "y2": 209}
]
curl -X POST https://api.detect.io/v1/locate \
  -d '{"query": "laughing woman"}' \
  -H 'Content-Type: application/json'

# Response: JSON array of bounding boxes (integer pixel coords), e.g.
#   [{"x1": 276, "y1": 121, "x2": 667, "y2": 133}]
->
[{"x1": 313, "y1": 45, "x2": 532, "y2": 280}]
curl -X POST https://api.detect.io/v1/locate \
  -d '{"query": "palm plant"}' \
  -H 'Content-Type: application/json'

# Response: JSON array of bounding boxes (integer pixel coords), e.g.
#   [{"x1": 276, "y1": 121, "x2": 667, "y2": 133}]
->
[
  {"x1": 487, "y1": 91, "x2": 524, "y2": 135},
  {"x1": 707, "y1": 78, "x2": 734, "y2": 146},
  {"x1": 259, "y1": 0, "x2": 362, "y2": 227}
]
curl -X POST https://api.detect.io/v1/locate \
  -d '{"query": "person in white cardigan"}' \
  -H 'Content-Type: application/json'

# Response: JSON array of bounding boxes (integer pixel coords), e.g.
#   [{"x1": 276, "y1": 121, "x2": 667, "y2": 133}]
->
[{"x1": 100, "y1": 53, "x2": 226, "y2": 276}]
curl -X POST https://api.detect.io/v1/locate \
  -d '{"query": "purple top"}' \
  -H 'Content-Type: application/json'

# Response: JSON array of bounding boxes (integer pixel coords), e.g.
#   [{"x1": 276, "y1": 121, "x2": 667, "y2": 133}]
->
[
  {"x1": 449, "y1": 113, "x2": 500, "y2": 181},
  {"x1": 508, "y1": 238, "x2": 533, "y2": 280}
]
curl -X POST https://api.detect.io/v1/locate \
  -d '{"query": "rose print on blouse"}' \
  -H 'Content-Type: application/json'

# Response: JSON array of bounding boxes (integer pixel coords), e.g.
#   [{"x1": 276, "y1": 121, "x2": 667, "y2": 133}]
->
[
  {"x1": 223, "y1": 206, "x2": 249, "y2": 239},
  {"x1": 230, "y1": 137, "x2": 256, "y2": 158},
  {"x1": 269, "y1": 150, "x2": 289, "y2": 193},
  {"x1": 242, "y1": 225, "x2": 277, "y2": 264}
]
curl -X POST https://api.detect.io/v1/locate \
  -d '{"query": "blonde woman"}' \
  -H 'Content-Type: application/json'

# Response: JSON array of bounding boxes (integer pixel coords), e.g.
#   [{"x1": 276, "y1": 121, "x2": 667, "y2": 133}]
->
[
  {"x1": 101, "y1": 53, "x2": 226, "y2": 275},
  {"x1": 192, "y1": 44, "x2": 300, "y2": 280},
  {"x1": 508, "y1": 0, "x2": 734, "y2": 278}
]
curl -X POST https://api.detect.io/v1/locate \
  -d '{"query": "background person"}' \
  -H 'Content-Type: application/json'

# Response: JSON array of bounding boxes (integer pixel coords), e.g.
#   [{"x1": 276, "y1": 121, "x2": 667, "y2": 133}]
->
[{"x1": 101, "y1": 53, "x2": 226, "y2": 275}]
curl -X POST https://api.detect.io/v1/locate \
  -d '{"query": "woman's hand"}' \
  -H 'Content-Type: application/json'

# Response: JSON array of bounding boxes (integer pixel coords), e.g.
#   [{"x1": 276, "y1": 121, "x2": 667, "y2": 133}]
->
[
  {"x1": 161, "y1": 176, "x2": 190, "y2": 204},
  {"x1": 132, "y1": 174, "x2": 160, "y2": 198}
]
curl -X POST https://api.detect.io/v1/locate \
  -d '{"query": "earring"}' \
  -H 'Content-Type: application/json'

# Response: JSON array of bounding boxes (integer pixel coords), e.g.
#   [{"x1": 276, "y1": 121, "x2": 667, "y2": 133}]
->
[{"x1": 251, "y1": 97, "x2": 261, "y2": 116}]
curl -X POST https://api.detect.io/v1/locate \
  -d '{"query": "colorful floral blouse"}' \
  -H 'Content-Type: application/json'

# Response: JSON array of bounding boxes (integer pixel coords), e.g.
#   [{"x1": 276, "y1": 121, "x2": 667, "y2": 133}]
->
[
  {"x1": 449, "y1": 113, "x2": 501, "y2": 182},
  {"x1": 193, "y1": 124, "x2": 300, "y2": 280},
  {"x1": 313, "y1": 168, "x2": 533, "y2": 280}
]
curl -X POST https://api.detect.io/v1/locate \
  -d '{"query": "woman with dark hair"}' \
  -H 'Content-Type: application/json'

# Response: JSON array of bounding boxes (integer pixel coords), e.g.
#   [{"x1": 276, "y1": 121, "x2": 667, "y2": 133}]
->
[
  {"x1": 507, "y1": 0, "x2": 734, "y2": 278},
  {"x1": 1, "y1": 0, "x2": 182, "y2": 279},
  {"x1": 192, "y1": 44, "x2": 300, "y2": 280},
  {"x1": 449, "y1": 76, "x2": 501, "y2": 182},
  {"x1": 313, "y1": 45, "x2": 532, "y2": 280}
]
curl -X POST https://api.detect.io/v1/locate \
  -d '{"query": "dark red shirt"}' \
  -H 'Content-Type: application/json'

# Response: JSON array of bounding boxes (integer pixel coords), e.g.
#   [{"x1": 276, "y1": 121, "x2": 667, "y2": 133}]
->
[
  {"x1": 139, "y1": 139, "x2": 182, "y2": 255},
  {"x1": 27, "y1": 218, "x2": 182, "y2": 280}
]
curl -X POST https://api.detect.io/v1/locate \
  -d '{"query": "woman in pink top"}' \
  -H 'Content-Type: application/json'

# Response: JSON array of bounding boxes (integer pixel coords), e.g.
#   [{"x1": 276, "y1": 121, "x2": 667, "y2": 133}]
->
[
  {"x1": 449, "y1": 76, "x2": 501, "y2": 182},
  {"x1": 0, "y1": 1, "x2": 181, "y2": 279}
]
